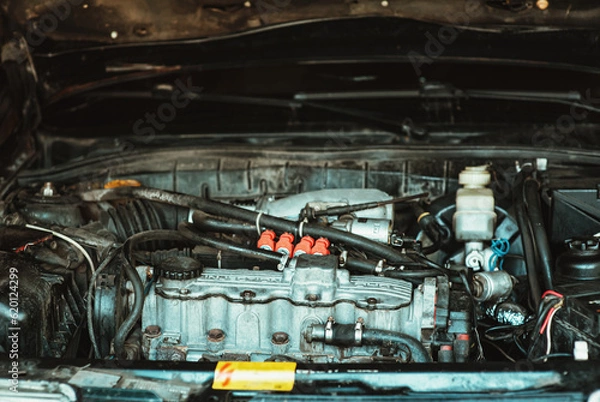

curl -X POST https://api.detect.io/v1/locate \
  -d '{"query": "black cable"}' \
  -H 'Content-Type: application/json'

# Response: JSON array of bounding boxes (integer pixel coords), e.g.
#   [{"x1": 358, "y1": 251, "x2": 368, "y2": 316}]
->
[
  {"x1": 527, "y1": 297, "x2": 562, "y2": 359},
  {"x1": 311, "y1": 192, "x2": 428, "y2": 217},
  {"x1": 83, "y1": 187, "x2": 415, "y2": 265},
  {"x1": 412, "y1": 254, "x2": 448, "y2": 274},
  {"x1": 523, "y1": 179, "x2": 553, "y2": 290},
  {"x1": 513, "y1": 169, "x2": 542, "y2": 308},
  {"x1": 459, "y1": 270, "x2": 485, "y2": 361},
  {"x1": 114, "y1": 230, "x2": 187, "y2": 359},
  {"x1": 343, "y1": 255, "x2": 448, "y2": 284},
  {"x1": 530, "y1": 353, "x2": 572, "y2": 363}
]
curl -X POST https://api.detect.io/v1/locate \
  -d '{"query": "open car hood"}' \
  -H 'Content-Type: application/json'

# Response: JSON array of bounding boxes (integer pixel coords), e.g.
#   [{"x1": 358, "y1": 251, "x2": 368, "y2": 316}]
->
[{"x1": 2, "y1": 0, "x2": 600, "y2": 46}]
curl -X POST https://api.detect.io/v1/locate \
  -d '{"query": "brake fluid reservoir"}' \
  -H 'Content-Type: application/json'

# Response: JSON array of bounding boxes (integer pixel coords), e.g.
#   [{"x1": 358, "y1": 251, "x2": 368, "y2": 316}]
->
[{"x1": 453, "y1": 166, "x2": 496, "y2": 241}]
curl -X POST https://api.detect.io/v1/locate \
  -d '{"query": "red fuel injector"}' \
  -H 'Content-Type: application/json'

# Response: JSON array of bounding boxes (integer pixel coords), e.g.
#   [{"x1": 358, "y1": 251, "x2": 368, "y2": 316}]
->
[
  {"x1": 311, "y1": 237, "x2": 330, "y2": 255},
  {"x1": 293, "y1": 236, "x2": 315, "y2": 257},
  {"x1": 257, "y1": 230, "x2": 276, "y2": 251},
  {"x1": 275, "y1": 233, "x2": 295, "y2": 255}
]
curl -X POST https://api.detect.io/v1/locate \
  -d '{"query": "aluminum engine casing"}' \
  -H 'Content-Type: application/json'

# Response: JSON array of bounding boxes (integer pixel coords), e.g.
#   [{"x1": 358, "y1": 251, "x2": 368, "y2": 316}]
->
[{"x1": 141, "y1": 255, "x2": 445, "y2": 362}]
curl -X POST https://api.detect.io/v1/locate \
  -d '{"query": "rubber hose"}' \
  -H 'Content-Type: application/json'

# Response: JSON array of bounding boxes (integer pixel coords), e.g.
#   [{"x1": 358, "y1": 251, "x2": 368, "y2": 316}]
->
[
  {"x1": 191, "y1": 210, "x2": 257, "y2": 235},
  {"x1": 362, "y1": 329, "x2": 432, "y2": 363},
  {"x1": 523, "y1": 179, "x2": 553, "y2": 290},
  {"x1": 114, "y1": 230, "x2": 187, "y2": 359},
  {"x1": 513, "y1": 172, "x2": 541, "y2": 308},
  {"x1": 178, "y1": 222, "x2": 284, "y2": 264},
  {"x1": 83, "y1": 187, "x2": 415, "y2": 265},
  {"x1": 344, "y1": 256, "x2": 441, "y2": 279}
]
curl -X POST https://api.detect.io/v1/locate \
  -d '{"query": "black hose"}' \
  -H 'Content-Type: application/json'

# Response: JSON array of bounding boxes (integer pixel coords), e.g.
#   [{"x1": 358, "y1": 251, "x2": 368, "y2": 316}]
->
[
  {"x1": 421, "y1": 242, "x2": 441, "y2": 255},
  {"x1": 178, "y1": 222, "x2": 284, "y2": 264},
  {"x1": 523, "y1": 179, "x2": 553, "y2": 290},
  {"x1": 82, "y1": 187, "x2": 415, "y2": 265},
  {"x1": 343, "y1": 256, "x2": 441, "y2": 278},
  {"x1": 191, "y1": 210, "x2": 257, "y2": 235},
  {"x1": 513, "y1": 171, "x2": 541, "y2": 308},
  {"x1": 114, "y1": 230, "x2": 187, "y2": 359},
  {"x1": 412, "y1": 204, "x2": 450, "y2": 255},
  {"x1": 362, "y1": 329, "x2": 432, "y2": 363},
  {"x1": 344, "y1": 257, "x2": 381, "y2": 274}
]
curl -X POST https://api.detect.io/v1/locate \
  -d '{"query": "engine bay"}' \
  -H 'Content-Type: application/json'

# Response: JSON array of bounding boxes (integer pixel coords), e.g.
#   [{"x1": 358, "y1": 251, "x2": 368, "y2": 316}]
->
[{"x1": 1, "y1": 149, "x2": 599, "y2": 365}]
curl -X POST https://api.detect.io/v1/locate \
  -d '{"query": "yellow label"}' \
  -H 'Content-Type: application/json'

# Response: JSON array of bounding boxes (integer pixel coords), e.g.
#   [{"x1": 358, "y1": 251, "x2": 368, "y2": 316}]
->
[
  {"x1": 104, "y1": 179, "x2": 142, "y2": 189},
  {"x1": 212, "y1": 361, "x2": 296, "y2": 391}
]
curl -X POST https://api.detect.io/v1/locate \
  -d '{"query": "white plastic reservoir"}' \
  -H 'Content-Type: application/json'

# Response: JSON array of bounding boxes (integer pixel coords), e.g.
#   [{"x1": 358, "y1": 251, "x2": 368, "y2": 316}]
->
[{"x1": 453, "y1": 166, "x2": 497, "y2": 242}]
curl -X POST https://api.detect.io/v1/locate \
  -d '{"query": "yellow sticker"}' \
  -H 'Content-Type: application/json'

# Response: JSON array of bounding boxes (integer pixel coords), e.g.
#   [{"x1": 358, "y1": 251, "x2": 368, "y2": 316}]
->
[
  {"x1": 104, "y1": 179, "x2": 142, "y2": 189},
  {"x1": 212, "y1": 361, "x2": 296, "y2": 391}
]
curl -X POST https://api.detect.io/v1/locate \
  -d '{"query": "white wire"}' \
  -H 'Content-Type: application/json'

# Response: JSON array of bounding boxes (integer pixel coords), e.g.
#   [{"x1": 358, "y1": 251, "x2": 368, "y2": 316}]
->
[
  {"x1": 25, "y1": 224, "x2": 96, "y2": 274},
  {"x1": 544, "y1": 306, "x2": 561, "y2": 359},
  {"x1": 255, "y1": 212, "x2": 264, "y2": 236}
]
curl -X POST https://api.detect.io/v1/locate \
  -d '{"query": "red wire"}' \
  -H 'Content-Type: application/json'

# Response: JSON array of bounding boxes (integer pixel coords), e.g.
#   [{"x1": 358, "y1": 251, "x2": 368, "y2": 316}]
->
[
  {"x1": 539, "y1": 306, "x2": 556, "y2": 334},
  {"x1": 541, "y1": 290, "x2": 563, "y2": 299}
]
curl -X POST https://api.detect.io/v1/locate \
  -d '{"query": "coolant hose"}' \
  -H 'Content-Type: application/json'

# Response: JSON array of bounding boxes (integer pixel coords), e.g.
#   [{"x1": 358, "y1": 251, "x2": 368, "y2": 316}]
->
[
  {"x1": 308, "y1": 324, "x2": 432, "y2": 363},
  {"x1": 81, "y1": 187, "x2": 415, "y2": 265},
  {"x1": 362, "y1": 329, "x2": 432, "y2": 363},
  {"x1": 513, "y1": 172, "x2": 541, "y2": 307},
  {"x1": 523, "y1": 179, "x2": 554, "y2": 290},
  {"x1": 115, "y1": 230, "x2": 187, "y2": 359}
]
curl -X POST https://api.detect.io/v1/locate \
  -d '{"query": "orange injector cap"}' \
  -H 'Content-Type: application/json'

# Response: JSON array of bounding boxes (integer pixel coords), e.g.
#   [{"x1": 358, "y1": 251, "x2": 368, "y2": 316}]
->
[
  {"x1": 257, "y1": 230, "x2": 276, "y2": 251},
  {"x1": 275, "y1": 233, "x2": 295, "y2": 255},
  {"x1": 293, "y1": 236, "x2": 315, "y2": 257},
  {"x1": 311, "y1": 237, "x2": 331, "y2": 255}
]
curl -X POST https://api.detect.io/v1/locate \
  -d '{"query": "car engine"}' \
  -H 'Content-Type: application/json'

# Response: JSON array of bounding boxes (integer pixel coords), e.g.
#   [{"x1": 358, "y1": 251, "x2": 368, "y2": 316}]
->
[{"x1": 1, "y1": 153, "x2": 599, "y2": 364}]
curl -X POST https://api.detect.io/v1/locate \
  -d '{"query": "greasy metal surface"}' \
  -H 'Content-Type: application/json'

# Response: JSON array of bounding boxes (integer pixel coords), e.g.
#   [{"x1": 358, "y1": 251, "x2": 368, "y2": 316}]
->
[{"x1": 2, "y1": 0, "x2": 600, "y2": 45}]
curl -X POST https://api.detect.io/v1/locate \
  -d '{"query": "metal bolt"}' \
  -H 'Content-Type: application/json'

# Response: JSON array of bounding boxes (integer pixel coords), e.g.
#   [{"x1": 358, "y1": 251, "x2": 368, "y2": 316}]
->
[
  {"x1": 241, "y1": 290, "x2": 256, "y2": 300},
  {"x1": 271, "y1": 332, "x2": 289, "y2": 345},
  {"x1": 208, "y1": 328, "x2": 225, "y2": 342},
  {"x1": 306, "y1": 294, "x2": 320, "y2": 301},
  {"x1": 179, "y1": 288, "x2": 190, "y2": 295},
  {"x1": 144, "y1": 325, "x2": 161, "y2": 337},
  {"x1": 367, "y1": 297, "x2": 378, "y2": 305}
]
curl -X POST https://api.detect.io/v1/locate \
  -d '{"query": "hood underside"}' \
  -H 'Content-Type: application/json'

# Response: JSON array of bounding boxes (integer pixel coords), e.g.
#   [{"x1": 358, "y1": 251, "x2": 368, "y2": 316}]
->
[{"x1": 2, "y1": 0, "x2": 600, "y2": 46}]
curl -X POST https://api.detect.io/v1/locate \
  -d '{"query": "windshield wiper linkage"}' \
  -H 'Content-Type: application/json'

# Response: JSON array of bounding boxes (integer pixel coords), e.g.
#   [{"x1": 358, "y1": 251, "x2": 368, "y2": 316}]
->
[{"x1": 294, "y1": 86, "x2": 600, "y2": 114}]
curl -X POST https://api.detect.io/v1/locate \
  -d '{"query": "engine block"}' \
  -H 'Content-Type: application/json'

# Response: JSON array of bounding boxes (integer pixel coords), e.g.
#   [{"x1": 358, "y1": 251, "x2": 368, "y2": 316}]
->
[{"x1": 141, "y1": 255, "x2": 458, "y2": 362}]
